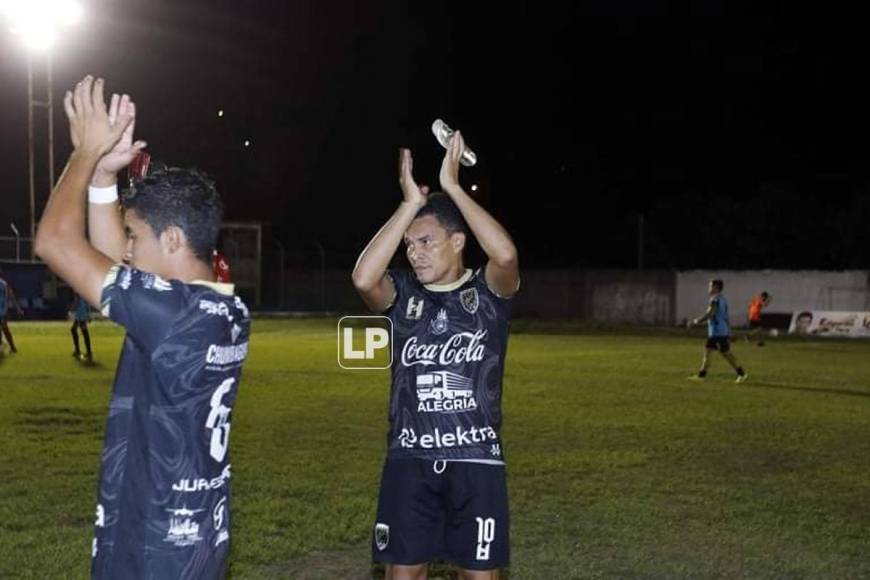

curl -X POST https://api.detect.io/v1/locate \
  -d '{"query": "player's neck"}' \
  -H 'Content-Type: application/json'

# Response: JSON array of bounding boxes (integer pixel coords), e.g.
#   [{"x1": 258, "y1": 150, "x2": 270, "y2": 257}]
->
[
  {"x1": 164, "y1": 258, "x2": 214, "y2": 285},
  {"x1": 429, "y1": 263, "x2": 466, "y2": 287}
]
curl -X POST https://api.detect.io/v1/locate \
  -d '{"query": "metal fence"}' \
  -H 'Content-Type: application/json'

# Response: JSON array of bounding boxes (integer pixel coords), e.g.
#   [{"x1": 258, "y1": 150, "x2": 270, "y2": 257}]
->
[{"x1": 0, "y1": 236, "x2": 33, "y2": 263}]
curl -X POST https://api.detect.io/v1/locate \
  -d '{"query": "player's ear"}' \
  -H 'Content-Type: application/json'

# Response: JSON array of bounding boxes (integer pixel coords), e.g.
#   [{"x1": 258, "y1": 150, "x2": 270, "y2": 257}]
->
[
  {"x1": 450, "y1": 231, "x2": 466, "y2": 254},
  {"x1": 161, "y1": 225, "x2": 185, "y2": 255}
]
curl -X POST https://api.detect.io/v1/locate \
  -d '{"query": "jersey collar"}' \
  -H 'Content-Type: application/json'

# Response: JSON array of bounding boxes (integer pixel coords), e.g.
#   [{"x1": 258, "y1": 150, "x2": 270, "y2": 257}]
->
[
  {"x1": 191, "y1": 280, "x2": 235, "y2": 296},
  {"x1": 423, "y1": 268, "x2": 473, "y2": 293}
]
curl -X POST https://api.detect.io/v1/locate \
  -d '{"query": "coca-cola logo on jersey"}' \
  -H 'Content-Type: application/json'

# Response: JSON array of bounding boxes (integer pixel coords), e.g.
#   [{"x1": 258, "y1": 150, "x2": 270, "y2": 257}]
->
[{"x1": 401, "y1": 330, "x2": 487, "y2": 367}]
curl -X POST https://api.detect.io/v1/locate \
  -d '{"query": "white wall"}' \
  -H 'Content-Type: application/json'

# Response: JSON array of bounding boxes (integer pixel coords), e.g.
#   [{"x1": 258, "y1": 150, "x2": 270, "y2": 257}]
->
[{"x1": 676, "y1": 270, "x2": 870, "y2": 325}]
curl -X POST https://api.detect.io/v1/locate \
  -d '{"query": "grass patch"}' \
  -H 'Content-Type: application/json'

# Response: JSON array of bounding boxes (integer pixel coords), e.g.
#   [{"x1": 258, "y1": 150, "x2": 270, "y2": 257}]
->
[{"x1": 0, "y1": 319, "x2": 868, "y2": 578}]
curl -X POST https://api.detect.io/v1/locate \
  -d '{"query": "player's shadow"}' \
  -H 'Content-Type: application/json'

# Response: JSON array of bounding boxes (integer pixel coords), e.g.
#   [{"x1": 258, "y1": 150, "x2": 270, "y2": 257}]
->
[
  {"x1": 750, "y1": 381, "x2": 870, "y2": 399},
  {"x1": 74, "y1": 357, "x2": 105, "y2": 369}
]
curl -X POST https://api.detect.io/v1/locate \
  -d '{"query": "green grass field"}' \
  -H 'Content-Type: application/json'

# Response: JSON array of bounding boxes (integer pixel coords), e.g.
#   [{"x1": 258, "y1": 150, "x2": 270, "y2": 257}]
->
[{"x1": 1, "y1": 319, "x2": 869, "y2": 579}]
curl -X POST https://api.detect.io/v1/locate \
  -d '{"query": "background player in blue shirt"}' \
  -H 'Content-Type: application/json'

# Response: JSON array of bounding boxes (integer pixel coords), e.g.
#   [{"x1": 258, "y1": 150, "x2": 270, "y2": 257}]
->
[
  {"x1": 70, "y1": 293, "x2": 93, "y2": 361},
  {"x1": 35, "y1": 76, "x2": 249, "y2": 579},
  {"x1": 353, "y1": 131, "x2": 520, "y2": 579},
  {"x1": 0, "y1": 272, "x2": 24, "y2": 354},
  {"x1": 688, "y1": 278, "x2": 748, "y2": 383}
]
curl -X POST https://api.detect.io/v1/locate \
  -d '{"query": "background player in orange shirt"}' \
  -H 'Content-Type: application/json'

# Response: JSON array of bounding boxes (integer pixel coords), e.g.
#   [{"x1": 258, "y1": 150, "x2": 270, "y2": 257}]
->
[{"x1": 746, "y1": 291, "x2": 771, "y2": 346}]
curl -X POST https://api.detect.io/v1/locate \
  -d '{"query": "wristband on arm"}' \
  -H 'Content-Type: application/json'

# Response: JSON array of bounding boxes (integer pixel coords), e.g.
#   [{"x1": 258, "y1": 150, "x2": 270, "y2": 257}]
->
[{"x1": 88, "y1": 184, "x2": 119, "y2": 204}]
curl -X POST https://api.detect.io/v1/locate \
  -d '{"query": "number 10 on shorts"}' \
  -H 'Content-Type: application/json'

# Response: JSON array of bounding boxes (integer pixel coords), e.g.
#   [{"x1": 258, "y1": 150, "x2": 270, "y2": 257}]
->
[
  {"x1": 476, "y1": 516, "x2": 496, "y2": 561},
  {"x1": 337, "y1": 316, "x2": 393, "y2": 370}
]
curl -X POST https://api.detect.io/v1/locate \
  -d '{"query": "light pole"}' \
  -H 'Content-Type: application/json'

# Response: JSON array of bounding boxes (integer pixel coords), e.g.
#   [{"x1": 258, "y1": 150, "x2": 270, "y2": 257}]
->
[
  {"x1": 1, "y1": 0, "x2": 82, "y2": 258},
  {"x1": 27, "y1": 52, "x2": 55, "y2": 257},
  {"x1": 10, "y1": 222, "x2": 21, "y2": 262}
]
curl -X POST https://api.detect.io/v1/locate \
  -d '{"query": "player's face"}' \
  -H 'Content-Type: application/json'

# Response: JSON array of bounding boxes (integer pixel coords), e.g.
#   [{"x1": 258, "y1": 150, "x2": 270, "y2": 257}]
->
[
  {"x1": 404, "y1": 215, "x2": 464, "y2": 285},
  {"x1": 123, "y1": 209, "x2": 168, "y2": 276}
]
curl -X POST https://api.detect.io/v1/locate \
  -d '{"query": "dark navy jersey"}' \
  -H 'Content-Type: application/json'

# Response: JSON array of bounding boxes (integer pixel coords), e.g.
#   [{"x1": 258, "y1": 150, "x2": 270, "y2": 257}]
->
[
  {"x1": 384, "y1": 267, "x2": 514, "y2": 462},
  {"x1": 92, "y1": 266, "x2": 250, "y2": 580}
]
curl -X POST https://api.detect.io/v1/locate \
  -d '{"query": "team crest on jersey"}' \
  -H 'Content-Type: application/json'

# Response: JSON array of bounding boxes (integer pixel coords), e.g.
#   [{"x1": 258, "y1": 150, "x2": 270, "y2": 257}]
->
[
  {"x1": 406, "y1": 297, "x2": 424, "y2": 320},
  {"x1": 460, "y1": 288, "x2": 479, "y2": 315},
  {"x1": 375, "y1": 523, "x2": 390, "y2": 551},
  {"x1": 430, "y1": 308, "x2": 448, "y2": 335}
]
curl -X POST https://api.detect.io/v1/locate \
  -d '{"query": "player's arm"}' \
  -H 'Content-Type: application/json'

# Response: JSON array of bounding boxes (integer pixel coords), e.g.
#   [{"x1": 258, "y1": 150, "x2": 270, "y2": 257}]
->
[
  {"x1": 438, "y1": 131, "x2": 519, "y2": 298},
  {"x1": 352, "y1": 148, "x2": 427, "y2": 312},
  {"x1": 692, "y1": 301, "x2": 718, "y2": 326},
  {"x1": 89, "y1": 94, "x2": 147, "y2": 263},
  {"x1": 34, "y1": 76, "x2": 133, "y2": 309}
]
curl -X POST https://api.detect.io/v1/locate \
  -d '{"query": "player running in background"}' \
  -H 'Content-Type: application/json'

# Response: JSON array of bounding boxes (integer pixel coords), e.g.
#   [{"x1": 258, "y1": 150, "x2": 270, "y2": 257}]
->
[
  {"x1": 745, "y1": 291, "x2": 771, "y2": 346},
  {"x1": 70, "y1": 293, "x2": 93, "y2": 361},
  {"x1": 353, "y1": 131, "x2": 519, "y2": 579},
  {"x1": 688, "y1": 278, "x2": 748, "y2": 383},
  {"x1": 0, "y1": 272, "x2": 24, "y2": 353},
  {"x1": 35, "y1": 76, "x2": 249, "y2": 579}
]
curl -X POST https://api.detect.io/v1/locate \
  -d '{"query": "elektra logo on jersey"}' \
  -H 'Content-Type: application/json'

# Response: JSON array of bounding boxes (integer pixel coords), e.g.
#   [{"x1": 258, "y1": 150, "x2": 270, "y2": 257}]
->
[
  {"x1": 401, "y1": 329, "x2": 487, "y2": 367},
  {"x1": 398, "y1": 424, "x2": 498, "y2": 450}
]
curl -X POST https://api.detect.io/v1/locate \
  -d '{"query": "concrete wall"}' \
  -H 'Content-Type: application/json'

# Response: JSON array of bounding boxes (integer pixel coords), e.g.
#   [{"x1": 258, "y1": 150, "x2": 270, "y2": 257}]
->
[
  {"x1": 269, "y1": 268, "x2": 676, "y2": 323},
  {"x1": 511, "y1": 269, "x2": 589, "y2": 319},
  {"x1": 587, "y1": 270, "x2": 674, "y2": 325},
  {"x1": 506, "y1": 269, "x2": 675, "y2": 324},
  {"x1": 263, "y1": 267, "x2": 870, "y2": 328},
  {"x1": 676, "y1": 270, "x2": 870, "y2": 325}
]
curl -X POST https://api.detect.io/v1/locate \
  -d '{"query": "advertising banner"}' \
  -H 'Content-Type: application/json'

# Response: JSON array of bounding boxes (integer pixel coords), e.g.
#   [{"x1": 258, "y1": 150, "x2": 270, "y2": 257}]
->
[{"x1": 788, "y1": 310, "x2": 870, "y2": 338}]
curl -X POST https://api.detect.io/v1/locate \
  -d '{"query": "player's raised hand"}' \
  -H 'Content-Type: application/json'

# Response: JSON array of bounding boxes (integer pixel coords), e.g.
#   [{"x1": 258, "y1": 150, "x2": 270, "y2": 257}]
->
[
  {"x1": 94, "y1": 94, "x2": 147, "y2": 181},
  {"x1": 438, "y1": 130, "x2": 464, "y2": 193},
  {"x1": 399, "y1": 148, "x2": 427, "y2": 207},
  {"x1": 63, "y1": 76, "x2": 133, "y2": 157}
]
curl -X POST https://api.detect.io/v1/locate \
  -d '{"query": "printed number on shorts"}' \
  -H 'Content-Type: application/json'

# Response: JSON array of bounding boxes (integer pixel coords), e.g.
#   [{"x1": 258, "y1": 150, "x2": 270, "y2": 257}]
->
[
  {"x1": 206, "y1": 378, "x2": 235, "y2": 461},
  {"x1": 475, "y1": 516, "x2": 496, "y2": 561}
]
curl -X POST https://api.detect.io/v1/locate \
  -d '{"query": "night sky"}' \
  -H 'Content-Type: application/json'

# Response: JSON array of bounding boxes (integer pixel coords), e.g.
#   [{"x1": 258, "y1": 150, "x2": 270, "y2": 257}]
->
[{"x1": 1, "y1": 0, "x2": 868, "y2": 270}]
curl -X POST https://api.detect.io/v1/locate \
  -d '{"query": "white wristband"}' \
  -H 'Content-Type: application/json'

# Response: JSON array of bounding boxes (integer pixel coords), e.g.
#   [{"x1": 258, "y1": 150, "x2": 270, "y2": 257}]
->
[{"x1": 88, "y1": 184, "x2": 119, "y2": 204}]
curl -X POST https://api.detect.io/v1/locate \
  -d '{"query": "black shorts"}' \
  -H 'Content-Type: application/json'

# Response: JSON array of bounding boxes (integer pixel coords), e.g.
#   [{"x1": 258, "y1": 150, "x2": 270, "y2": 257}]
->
[
  {"x1": 748, "y1": 319, "x2": 761, "y2": 329},
  {"x1": 705, "y1": 336, "x2": 731, "y2": 352},
  {"x1": 372, "y1": 458, "x2": 510, "y2": 570}
]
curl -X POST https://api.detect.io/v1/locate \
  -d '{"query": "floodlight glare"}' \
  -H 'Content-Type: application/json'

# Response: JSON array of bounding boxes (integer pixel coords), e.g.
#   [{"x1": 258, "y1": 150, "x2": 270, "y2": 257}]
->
[{"x1": 1, "y1": 0, "x2": 83, "y2": 51}]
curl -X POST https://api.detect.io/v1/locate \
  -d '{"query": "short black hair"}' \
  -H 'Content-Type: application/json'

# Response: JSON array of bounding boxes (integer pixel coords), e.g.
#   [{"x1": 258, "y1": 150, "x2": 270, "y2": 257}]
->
[
  {"x1": 761, "y1": 291, "x2": 770, "y2": 299},
  {"x1": 123, "y1": 167, "x2": 223, "y2": 263},
  {"x1": 414, "y1": 192, "x2": 468, "y2": 236},
  {"x1": 798, "y1": 311, "x2": 812, "y2": 320},
  {"x1": 711, "y1": 279, "x2": 724, "y2": 291}
]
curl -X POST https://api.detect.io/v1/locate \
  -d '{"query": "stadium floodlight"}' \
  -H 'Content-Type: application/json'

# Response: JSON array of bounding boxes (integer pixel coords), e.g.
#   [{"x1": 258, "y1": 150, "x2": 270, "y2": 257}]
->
[
  {"x1": 0, "y1": 0, "x2": 83, "y2": 51},
  {"x1": 1, "y1": 0, "x2": 82, "y2": 257}
]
